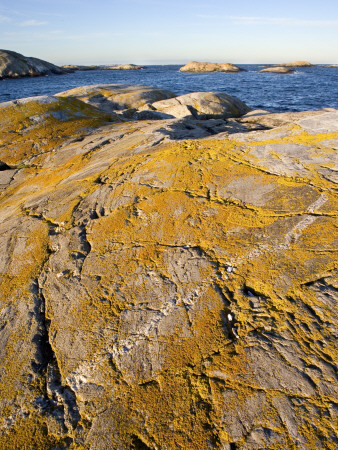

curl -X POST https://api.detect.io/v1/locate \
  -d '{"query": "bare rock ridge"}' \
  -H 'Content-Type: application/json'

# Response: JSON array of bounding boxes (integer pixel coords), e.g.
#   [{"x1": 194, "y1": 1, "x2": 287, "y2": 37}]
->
[
  {"x1": 0, "y1": 84, "x2": 337, "y2": 449},
  {"x1": 0, "y1": 49, "x2": 69, "y2": 79}
]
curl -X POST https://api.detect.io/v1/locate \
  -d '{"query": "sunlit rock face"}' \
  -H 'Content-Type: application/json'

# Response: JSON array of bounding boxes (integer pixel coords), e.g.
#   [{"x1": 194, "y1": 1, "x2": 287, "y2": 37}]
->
[
  {"x1": 0, "y1": 49, "x2": 68, "y2": 79},
  {"x1": 0, "y1": 85, "x2": 337, "y2": 449},
  {"x1": 279, "y1": 61, "x2": 313, "y2": 67},
  {"x1": 260, "y1": 66, "x2": 294, "y2": 74},
  {"x1": 179, "y1": 61, "x2": 244, "y2": 72}
]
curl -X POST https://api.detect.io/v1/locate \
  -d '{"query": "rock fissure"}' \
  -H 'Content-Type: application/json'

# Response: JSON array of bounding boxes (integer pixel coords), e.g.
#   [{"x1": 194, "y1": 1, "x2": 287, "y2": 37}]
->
[{"x1": 35, "y1": 273, "x2": 82, "y2": 438}]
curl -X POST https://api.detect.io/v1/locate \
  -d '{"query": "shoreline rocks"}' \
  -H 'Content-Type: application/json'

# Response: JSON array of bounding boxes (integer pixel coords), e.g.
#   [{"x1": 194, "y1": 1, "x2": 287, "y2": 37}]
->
[
  {"x1": 55, "y1": 84, "x2": 176, "y2": 116},
  {"x1": 55, "y1": 84, "x2": 251, "y2": 120},
  {"x1": 180, "y1": 61, "x2": 244, "y2": 72},
  {"x1": 0, "y1": 49, "x2": 69, "y2": 80},
  {"x1": 150, "y1": 91, "x2": 251, "y2": 119}
]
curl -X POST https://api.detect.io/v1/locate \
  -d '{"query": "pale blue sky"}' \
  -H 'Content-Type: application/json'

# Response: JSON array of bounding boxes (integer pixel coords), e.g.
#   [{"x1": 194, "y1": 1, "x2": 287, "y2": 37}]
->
[{"x1": 0, "y1": 0, "x2": 337, "y2": 64}]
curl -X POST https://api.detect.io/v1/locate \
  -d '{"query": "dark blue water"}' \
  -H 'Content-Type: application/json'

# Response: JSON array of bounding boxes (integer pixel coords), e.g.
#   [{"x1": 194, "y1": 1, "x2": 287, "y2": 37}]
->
[{"x1": 0, "y1": 65, "x2": 337, "y2": 113}]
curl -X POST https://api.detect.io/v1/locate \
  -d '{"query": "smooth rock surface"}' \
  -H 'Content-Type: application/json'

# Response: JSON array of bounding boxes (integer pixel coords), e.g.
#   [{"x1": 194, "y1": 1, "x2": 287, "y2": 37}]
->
[
  {"x1": 260, "y1": 66, "x2": 293, "y2": 74},
  {"x1": 151, "y1": 92, "x2": 251, "y2": 119},
  {"x1": 0, "y1": 49, "x2": 68, "y2": 79},
  {"x1": 180, "y1": 61, "x2": 244, "y2": 72},
  {"x1": 56, "y1": 84, "x2": 176, "y2": 114},
  {"x1": 0, "y1": 88, "x2": 337, "y2": 449}
]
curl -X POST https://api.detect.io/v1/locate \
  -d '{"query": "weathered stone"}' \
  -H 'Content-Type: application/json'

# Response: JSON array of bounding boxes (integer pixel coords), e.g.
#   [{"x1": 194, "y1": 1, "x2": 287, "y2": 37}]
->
[
  {"x1": 0, "y1": 49, "x2": 68, "y2": 79},
  {"x1": 260, "y1": 66, "x2": 293, "y2": 74},
  {"x1": 0, "y1": 95, "x2": 116, "y2": 166},
  {"x1": 0, "y1": 88, "x2": 337, "y2": 449},
  {"x1": 152, "y1": 91, "x2": 251, "y2": 119},
  {"x1": 180, "y1": 61, "x2": 244, "y2": 72},
  {"x1": 56, "y1": 84, "x2": 176, "y2": 113}
]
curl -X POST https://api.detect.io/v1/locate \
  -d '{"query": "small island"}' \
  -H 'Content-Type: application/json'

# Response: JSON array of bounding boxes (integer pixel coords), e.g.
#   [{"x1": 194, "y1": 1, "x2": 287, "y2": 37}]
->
[
  {"x1": 278, "y1": 60, "x2": 313, "y2": 67},
  {"x1": 179, "y1": 61, "x2": 244, "y2": 73},
  {"x1": 260, "y1": 66, "x2": 294, "y2": 74}
]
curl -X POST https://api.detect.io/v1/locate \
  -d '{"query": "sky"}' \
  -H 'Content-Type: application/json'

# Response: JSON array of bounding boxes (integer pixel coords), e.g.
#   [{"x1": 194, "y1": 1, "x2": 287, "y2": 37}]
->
[{"x1": 0, "y1": 0, "x2": 338, "y2": 65}]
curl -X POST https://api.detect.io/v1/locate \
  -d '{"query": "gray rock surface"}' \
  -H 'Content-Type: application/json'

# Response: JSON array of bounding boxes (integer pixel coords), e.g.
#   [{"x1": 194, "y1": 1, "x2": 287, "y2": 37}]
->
[
  {"x1": 56, "y1": 84, "x2": 176, "y2": 114},
  {"x1": 151, "y1": 91, "x2": 251, "y2": 119},
  {"x1": 0, "y1": 49, "x2": 68, "y2": 79}
]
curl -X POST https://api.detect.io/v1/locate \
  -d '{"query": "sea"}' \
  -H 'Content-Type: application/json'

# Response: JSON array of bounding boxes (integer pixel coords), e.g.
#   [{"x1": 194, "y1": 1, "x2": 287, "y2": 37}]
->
[{"x1": 0, "y1": 64, "x2": 337, "y2": 113}]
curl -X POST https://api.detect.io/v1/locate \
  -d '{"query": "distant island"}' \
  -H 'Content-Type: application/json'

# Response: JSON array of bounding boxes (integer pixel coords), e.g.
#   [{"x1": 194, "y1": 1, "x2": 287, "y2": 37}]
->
[
  {"x1": 1, "y1": 51, "x2": 330, "y2": 81},
  {"x1": 61, "y1": 63, "x2": 145, "y2": 71},
  {"x1": 0, "y1": 49, "x2": 145, "y2": 80},
  {"x1": 179, "y1": 61, "x2": 245, "y2": 72}
]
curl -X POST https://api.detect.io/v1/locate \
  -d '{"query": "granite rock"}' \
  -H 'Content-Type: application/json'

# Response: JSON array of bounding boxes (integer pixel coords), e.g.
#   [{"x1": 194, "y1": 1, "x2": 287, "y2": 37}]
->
[
  {"x1": 279, "y1": 60, "x2": 313, "y2": 67},
  {"x1": 0, "y1": 49, "x2": 68, "y2": 79},
  {"x1": 151, "y1": 91, "x2": 251, "y2": 119},
  {"x1": 180, "y1": 61, "x2": 244, "y2": 72},
  {"x1": 0, "y1": 87, "x2": 337, "y2": 449},
  {"x1": 56, "y1": 84, "x2": 176, "y2": 114},
  {"x1": 260, "y1": 66, "x2": 293, "y2": 74}
]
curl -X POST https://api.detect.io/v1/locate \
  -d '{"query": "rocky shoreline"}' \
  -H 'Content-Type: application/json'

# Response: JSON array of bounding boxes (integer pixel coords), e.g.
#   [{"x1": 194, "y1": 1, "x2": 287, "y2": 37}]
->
[{"x1": 0, "y1": 83, "x2": 337, "y2": 449}]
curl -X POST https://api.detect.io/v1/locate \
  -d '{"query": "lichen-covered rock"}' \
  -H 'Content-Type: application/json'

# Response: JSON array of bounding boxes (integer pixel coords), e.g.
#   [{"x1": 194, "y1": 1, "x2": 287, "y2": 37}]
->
[
  {"x1": 0, "y1": 95, "x2": 117, "y2": 166},
  {"x1": 260, "y1": 66, "x2": 293, "y2": 74},
  {"x1": 56, "y1": 84, "x2": 176, "y2": 114},
  {"x1": 0, "y1": 89, "x2": 337, "y2": 449},
  {"x1": 180, "y1": 61, "x2": 244, "y2": 72},
  {"x1": 0, "y1": 49, "x2": 68, "y2": 79}
]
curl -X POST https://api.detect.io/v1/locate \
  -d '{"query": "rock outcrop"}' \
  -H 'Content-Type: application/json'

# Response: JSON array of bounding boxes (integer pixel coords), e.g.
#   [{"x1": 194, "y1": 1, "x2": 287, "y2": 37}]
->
[
  {"x1": 60, "y1": 64, "x2": 100, "y2": 71},
  {"x1": 279, "y1": 61, "x2": 313, "y2": 67},
  {"x1": 0, "y1": 85, "x2": 337, "y2": 449},
  {"x1": 180, "y1": 61, "x2": 244, "y2": 72},
  {"x1": 260, "y1": 66, "x2": 294, "y2": 74},
  {"x1": 104, "y1": 64, "x2": 145, "y2": 70},
  {"x1": 0, "y1": 49, "x2": 68, "y2": 79},
  {"x1": 149, "y1": 91, "x2": 251, "y2": 119},
  {"x1": 56, "y1": 84, "x2": 176, "y2": 116},
  {"x1": 60, "y1": 64, "x2": 145, "y2": 71}
]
